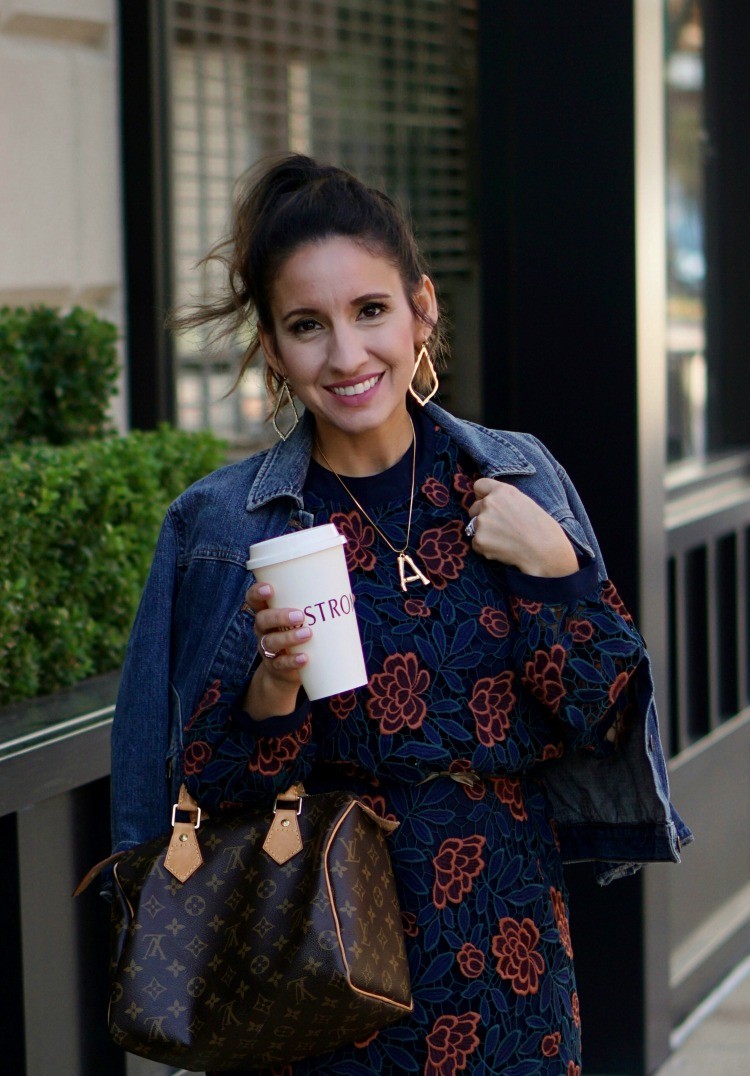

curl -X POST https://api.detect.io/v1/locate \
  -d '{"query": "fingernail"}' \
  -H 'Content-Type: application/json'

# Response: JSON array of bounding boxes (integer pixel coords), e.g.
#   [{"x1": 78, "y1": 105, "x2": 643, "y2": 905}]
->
[
  {"x1": 294, "y1": 654, "x2": 307, "y2": 665},
  {"x1": 294, "y1": 627, "x2": 311, "y2": 642},
  {"x1": 257, "y1": 584, "x2": 271, "y2": 597},
  {"x1": 288, "y1": 610, "x2": 304, "y2": 624}
]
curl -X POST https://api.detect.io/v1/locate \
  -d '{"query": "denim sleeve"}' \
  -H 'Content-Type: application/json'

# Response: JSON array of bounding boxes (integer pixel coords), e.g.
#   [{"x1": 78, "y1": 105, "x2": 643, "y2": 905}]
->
[
  {"x1": 110, "y1": 511, "x2": 180, "y2": 853},
  {"x1": 528, "y1": 435, "x2": 608, "y2": 581}
]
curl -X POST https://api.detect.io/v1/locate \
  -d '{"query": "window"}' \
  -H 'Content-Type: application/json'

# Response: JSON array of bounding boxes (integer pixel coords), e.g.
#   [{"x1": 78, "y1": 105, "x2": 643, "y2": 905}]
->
[
  {"x1": 664, "y1": 0, "x2": 706, "y2": 465},
  {"x1": 166, "y1": 0, "x2": 478, "y2": 446}
]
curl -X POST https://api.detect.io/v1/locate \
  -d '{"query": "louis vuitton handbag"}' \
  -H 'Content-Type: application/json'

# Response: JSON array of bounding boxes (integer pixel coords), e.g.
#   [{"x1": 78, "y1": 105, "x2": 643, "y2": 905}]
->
[{"x1": 76, "y1": 783, "x2": 412, "y2": 1071}]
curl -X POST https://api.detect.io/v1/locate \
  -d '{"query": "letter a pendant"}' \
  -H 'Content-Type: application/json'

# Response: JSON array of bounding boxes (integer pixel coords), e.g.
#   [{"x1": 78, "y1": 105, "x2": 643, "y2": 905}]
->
[{"x1": 397, "y1": 552, "x2": 430, "y2": 592}]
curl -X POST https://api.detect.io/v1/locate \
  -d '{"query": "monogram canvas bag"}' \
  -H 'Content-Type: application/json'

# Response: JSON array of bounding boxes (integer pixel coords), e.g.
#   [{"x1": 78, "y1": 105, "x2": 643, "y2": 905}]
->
[{"x1": 76, "y1": 784, "x2": 412, "y2": 1071}]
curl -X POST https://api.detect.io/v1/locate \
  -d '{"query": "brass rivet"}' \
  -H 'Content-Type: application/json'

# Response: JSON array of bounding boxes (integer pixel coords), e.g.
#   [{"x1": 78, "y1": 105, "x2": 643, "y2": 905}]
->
[
  {"x1": 179, "y1": 833, "x2": 189, "y2": 842},
  {"x1": 281, "y1": 819, "x2": 290, "y2": 828}
]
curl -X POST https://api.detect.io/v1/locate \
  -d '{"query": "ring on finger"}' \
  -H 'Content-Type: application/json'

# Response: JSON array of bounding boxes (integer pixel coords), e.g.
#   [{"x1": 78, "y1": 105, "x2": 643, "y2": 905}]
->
[
  {"x1": 259, "y1": 634, "x2": 276, "y2": 660},
  {"x1": 464, "y1": 517, "x2": 477, "y2": 539}
]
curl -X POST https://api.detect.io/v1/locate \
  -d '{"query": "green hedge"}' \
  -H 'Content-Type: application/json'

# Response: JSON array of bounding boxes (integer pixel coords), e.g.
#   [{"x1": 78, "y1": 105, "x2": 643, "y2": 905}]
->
[
  {"x1": 0, "y1": 427, "x2": 226, "y2": 706},
  {"x1": 0, "y1": 305, "x2": 120, "y2": 444}
]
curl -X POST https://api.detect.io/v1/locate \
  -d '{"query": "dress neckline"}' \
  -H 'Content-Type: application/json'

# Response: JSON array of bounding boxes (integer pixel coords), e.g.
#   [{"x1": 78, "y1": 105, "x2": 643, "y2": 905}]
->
[{"x1": 304, "y1": 406, "x2": 436, "y2": 510}]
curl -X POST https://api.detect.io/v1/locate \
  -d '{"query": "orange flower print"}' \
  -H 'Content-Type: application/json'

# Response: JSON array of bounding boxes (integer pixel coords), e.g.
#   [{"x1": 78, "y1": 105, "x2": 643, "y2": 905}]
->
[
  {"x1": 469, "y1": 672, "x2": 516, "y2": 747},
  {"x1": 359, "y1": 794, "x2": 397, "y2": 824},
  {"x1": 540, "y1": 741, "x2": 564, "y2": 761},
  {"x1": 453, "y1": 467, "x2": 476, "y2": 512},
  {"x1": 491, "y1": 777, "x2": 527, "y2": 821},
  {"x1": 247, "y1": 731, "x2": 301, "y2": 776},
  {"x1": 417, "y1": 520, "x2": 469, "y2": 589},
  {"x1": 331, "y1": 510, "x2": 376, "y2": 572},
  {"x1": 568, "y1": 617, "x2": 594, "y2": 642},
  {"x1": 550, "y1": 887, "x2": 574, "y2": 959},
  {"x1": 421, "y1": 475, "x2": 451, "y2": 507},
  {"x1": 510, "y1": 595, "x2": 544, "y2": 617},
  {"x1": 479, "y1": 606, "x2": 511, "y2": 639},
  {"x1": 541, "y1": 1031, "x2": 561, "y2": 1057},
  {"x1": 601, "y1": 579, "x2": 633, "y2": 622},
  {"x1": 404, "y1": 597, "x2": 431, "y2": 618},
  {"x1": 608, "y1": 669, "x2": 632, "y2": 705},
  {"x1": 184, "y1": 678, "x2": 221, "y2": 731},
  {"x1": 456, "y1": 942, "x2": 485, "y2": 979},
  {"x1": 449, "y1": 759, "x2": 486, "y2": 801},
  {"x1": 183, "y1": 741, "x2": 212, "y2": 775},
  {"x1": 367, "y1": 652, "x2": 431, "y2": 735},
  {"x1": 295, "y1": 716, "x2": 312, "y2": 745},
  {"x1": 424, "y1": 1012, "x2": 481, "y2": 1076},
  {"x1": 402, "y1": 910, "x2": 419, "y2": 937},
  {"x1": 432, "y1": 835, "x2": 487, "y2": 909},
  {"x1": 524, "y1": 644, "x2": 567, "y2": 713},
  {"x1": 571, "y1": 990, "x2": 581, "y2": 1027},
  {"x1": 329, "y1": 690, "x2": 357, "y2": 720},
  {"x1": 491, "y1": 917, "x2": 546, "y2": 995}
]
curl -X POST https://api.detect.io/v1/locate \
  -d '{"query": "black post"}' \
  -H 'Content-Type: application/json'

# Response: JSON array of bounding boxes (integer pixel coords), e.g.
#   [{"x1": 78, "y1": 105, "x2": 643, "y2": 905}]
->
[
  {"x1": 118, "y1": 0, "x2": 175, "y2": 429},
  {"x1": 478, "y1": 3, "x2": 668, "y2": 1071}
]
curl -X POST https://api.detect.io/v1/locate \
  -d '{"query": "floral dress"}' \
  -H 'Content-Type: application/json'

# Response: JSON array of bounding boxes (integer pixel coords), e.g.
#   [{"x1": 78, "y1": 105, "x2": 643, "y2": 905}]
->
[{"x1": 185, "y1": 411, "x2": 645, "y2": 1075}]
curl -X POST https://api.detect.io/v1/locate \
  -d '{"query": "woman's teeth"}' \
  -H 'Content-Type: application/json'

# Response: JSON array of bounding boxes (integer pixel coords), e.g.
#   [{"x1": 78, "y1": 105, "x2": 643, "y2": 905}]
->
[{"x1": 330, "y1": 375, "x2": 380, "y2": 397}]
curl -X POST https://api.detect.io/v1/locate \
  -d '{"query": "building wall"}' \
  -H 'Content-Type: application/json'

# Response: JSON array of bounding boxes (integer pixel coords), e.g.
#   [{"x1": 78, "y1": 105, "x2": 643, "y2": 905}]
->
[{"x1": 0, "y1": 0, "x2": 127, "y2": 429}]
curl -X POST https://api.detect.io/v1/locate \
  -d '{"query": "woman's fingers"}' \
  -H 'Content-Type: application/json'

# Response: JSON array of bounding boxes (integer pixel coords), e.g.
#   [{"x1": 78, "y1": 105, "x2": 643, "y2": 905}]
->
[
  {"x1": 257, "y1": 621, "x2": 311, "y2": 662},
  {"x1": 244, "y1": 581, "x2": 273, "y2": 612},
  {"x1": 243, "y1": 583, "x2": 311, "y2": 671},
  {"x1": 467, "y1": 478, "x2": 577, "y2": 576}
]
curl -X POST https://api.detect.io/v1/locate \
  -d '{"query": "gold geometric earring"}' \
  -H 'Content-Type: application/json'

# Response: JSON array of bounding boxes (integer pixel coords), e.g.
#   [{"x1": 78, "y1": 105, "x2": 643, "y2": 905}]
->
[
  {"x1": 407, "y1": 344, "x2": 439, "y2": 406},
  {"x1": 272, "y1": 378, "x2": 300, "y2": 440}
]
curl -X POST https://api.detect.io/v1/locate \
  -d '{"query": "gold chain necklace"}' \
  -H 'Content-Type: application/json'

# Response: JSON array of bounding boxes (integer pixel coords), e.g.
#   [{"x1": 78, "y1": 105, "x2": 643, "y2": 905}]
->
[{"x1": 315, "y1": 415, "x2": 431, "y2": 592}]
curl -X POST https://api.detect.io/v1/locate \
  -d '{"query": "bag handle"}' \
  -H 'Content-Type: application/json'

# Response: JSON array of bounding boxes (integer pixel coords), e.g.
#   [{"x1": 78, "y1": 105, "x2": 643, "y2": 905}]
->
[
  {"x1": 164, "y1": 784, "x2": 204, "y2": 883},
  {"x1": 74, "y1": 782, "x2": 312, "y2": 895}
]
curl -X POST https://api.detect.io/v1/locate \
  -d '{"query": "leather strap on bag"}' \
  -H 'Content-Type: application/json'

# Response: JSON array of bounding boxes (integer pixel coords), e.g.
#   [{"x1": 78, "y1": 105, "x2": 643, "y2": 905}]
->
[
  {"x1": 164, "y1": 784, "x2": 204, "y2": 882},
  {"x1": 262, "y1": 785, "x2": 305, "y2": 865},
  {"x1": 74, "y1": 782, "x2": 310, "y2": 895}
]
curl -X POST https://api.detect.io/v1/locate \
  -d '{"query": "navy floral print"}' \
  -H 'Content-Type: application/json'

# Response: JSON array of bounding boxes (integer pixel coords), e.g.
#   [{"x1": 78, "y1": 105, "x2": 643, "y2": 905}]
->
[{"x1": 186, "y1": 413, "x2": 644, "y2": 1074}]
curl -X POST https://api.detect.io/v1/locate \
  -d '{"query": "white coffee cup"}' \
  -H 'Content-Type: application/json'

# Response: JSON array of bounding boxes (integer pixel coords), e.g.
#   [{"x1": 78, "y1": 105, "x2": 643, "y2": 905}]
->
[{"x1": 246, "y1": 523, "x2": 368, "y2": 701}]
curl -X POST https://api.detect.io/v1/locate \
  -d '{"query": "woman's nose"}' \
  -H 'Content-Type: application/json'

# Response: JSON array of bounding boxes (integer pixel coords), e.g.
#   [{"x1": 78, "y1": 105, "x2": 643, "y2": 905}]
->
[{"x1": 326, "y1": 324, "x2": 368, "y2": 374}]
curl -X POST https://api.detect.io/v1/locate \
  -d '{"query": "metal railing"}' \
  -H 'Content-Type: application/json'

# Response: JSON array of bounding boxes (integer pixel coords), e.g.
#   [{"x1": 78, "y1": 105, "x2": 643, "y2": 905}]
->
[{"x1": 665, "y1": 452, "x2": 750, "y2": 755}]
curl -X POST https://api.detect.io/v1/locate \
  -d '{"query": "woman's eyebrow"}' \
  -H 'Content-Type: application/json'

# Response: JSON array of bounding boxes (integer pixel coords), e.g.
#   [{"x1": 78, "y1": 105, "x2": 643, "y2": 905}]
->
[{"x1": 281, "y1": 292, "x2": 392, "y2": 323}]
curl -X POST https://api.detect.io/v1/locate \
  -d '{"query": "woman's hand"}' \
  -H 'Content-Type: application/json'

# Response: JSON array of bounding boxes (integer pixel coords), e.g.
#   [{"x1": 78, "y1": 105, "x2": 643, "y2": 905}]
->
[
  {"x1": 242, "y1": 582, "x2": 311, "y2": 720},
  {"x1": 467, "y1": 478, "x2": 579, "y2": 578}
]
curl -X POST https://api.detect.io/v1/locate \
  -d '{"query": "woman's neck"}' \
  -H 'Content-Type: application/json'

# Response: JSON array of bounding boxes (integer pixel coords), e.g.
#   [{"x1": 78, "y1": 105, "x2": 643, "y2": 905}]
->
[{"x1": 312, "y1": 411, "x2": 414, "y2": 477}]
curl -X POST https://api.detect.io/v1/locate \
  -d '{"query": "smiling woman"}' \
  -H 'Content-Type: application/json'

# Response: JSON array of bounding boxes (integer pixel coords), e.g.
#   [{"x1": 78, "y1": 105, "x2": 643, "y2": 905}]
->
[
  {"x1": 110, "y1": 154, "x2": 690, "y2": 1075},
  {"x1": 259, "y1": 237, "x2": 437, "y2": 475}
]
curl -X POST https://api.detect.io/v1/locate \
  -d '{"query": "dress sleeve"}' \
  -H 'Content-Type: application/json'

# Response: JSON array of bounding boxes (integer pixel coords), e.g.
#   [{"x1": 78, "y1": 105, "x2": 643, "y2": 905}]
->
[
  {"x1": 506, "y1": 568, "x2": 646, "y2": 755},
  {"x1": 181, "y1": 674, "x2": 319, "y2": 810}
]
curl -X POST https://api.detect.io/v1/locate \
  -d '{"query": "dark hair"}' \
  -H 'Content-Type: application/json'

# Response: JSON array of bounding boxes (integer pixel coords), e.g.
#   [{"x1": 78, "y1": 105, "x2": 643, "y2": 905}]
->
[{"x1": 172, "y1": 154, "x2": 444, "y2": 396}]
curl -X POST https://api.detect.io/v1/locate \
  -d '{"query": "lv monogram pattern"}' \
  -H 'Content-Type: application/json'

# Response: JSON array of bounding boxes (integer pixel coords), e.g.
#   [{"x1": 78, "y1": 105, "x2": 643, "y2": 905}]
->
[{"x1": 108, "y1": 792, "x2": 411, "y2": 1070}]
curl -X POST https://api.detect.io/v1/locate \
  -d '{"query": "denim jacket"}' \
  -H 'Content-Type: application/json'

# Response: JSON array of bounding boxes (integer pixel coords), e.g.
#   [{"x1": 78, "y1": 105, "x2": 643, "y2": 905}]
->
[{"x1": 111, "y1": 402, "x2": 691, "y2": 884}]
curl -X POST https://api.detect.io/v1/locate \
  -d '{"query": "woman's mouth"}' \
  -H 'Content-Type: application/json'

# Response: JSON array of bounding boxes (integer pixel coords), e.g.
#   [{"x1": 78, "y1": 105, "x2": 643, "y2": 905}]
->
[{"x1": 328, "y1": 373, "x2": 383, "y2": 397}]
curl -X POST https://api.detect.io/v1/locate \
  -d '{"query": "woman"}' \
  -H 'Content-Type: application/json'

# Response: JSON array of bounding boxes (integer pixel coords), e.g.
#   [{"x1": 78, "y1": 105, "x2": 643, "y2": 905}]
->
[{"x1": 111, "y1": 155, "x2": 690, "y2": 1073}]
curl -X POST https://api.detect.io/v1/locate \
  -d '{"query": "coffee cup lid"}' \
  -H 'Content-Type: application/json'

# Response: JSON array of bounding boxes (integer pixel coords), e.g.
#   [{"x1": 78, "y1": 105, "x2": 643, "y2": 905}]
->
[{"x1": 246, "y1": 523, "x2": 346, "y2": 570}]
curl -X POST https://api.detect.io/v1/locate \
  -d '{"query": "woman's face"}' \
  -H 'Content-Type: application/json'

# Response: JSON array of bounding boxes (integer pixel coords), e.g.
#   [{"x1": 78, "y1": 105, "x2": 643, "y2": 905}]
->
[{"x1": 259, "y1": 237, "x2": 437, "y2": 450}]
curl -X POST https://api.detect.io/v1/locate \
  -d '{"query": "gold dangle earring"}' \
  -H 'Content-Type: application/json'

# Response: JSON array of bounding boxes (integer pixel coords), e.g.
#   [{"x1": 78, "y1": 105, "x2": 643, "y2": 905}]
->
[
  {"x1": 272, "y1": 378, "x2": 300, "y2": 441},
  {"x1": 407, "y1": 343, "x2": 439, "y2": 406}
]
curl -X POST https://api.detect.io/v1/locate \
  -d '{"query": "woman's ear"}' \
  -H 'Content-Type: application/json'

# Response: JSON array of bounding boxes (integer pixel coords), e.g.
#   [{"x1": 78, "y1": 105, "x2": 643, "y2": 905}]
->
[
  {"x1": 258, "y1": 324, "x2": 284, "y2": 378},
  {"x1": 413, "y1": 275, "x2": 439, "y2": 342}
]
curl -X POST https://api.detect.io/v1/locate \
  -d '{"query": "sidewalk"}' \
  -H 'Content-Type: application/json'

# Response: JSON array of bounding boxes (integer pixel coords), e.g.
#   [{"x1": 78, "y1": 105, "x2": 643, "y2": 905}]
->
[{"x1": 654, "y1": 957, "x2": 750, "y2": 1075}]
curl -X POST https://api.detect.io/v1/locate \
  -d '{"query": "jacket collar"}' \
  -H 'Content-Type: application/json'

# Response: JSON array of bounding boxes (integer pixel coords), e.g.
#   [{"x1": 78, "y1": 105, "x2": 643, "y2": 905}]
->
[{"x1": 245, "y1": 402, "x2": 535, "y2": 513}]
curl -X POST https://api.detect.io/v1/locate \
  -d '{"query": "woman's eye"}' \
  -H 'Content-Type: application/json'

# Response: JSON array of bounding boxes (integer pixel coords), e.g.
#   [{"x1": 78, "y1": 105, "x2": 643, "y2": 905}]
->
[
  {"x1": 359, "y1": 302, "x2": 386, "y2": 319},
  {"x1": 291, "y1": 318, "x2": 320, "y2": 334}
]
